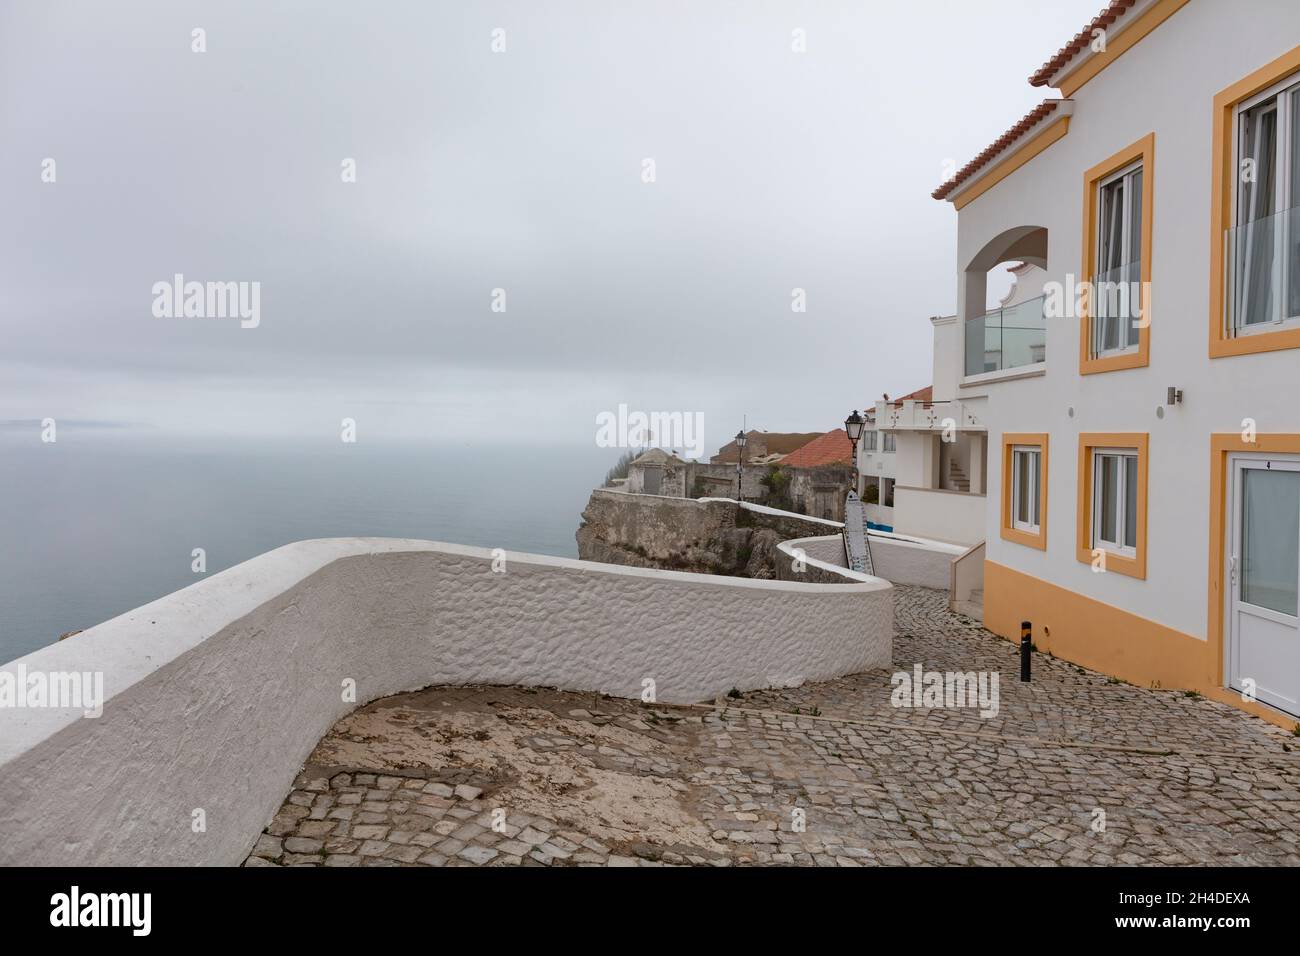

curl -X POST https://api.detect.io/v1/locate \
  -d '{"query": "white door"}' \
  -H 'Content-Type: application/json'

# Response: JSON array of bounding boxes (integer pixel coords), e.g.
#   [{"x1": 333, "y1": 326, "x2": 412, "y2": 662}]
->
[{"x1": 1227, "y1": 455, "x2": 1300, "y2": 714}]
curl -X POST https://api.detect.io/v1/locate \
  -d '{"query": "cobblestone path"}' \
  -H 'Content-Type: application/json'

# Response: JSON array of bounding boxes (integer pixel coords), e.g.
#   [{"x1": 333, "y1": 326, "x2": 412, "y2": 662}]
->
[{"x1": 246, "y1": 586, "x2": 1300, "y2": 867}]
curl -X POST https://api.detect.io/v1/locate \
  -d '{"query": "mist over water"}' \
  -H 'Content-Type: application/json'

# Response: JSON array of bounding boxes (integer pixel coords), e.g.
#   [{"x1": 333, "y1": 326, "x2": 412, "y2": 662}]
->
[{"x1": 0, "y1": 432, "x2": 613, "y2": 664}]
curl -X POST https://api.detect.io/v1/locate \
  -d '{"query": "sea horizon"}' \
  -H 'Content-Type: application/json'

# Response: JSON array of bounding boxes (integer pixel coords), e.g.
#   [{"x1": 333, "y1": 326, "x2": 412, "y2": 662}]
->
[{"x1": 0, "y1": 431, "x2": 618, "y2": 664}]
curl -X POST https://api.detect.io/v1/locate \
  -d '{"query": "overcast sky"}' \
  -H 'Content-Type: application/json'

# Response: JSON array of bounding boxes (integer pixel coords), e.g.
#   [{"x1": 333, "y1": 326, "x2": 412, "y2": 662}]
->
[{"x1": 0, "y1": 0, "x2": 1102, "y2": 450}]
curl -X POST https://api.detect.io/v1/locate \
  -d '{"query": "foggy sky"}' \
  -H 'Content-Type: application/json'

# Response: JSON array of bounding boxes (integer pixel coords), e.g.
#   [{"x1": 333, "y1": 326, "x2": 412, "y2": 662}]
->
[{"x1": 0, "y1": 0, "x2": 1102, "y2": 451}]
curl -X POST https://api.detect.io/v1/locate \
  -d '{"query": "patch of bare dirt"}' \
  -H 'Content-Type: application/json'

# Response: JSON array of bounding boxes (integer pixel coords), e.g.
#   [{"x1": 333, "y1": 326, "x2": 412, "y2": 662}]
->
[{"x1": 308, "y1": 686, "x2": 725, "y2": 851}]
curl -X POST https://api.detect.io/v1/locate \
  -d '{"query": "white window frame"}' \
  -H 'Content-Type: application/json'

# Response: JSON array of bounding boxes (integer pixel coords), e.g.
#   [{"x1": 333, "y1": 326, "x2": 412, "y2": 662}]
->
[
  {"x1": 882, "y1": 433, "x2": 896, "y2": 453},
  {"x1": 1091, "y1": 448, "x2": 1139, "y2": 557},
  {"x1": 1230, "y1": 72, "x2": 1300, "y2": 335},
  {"x1": 1092, "y1": 158, "x2": 1144, "y2": 358},
  {"x1": 1010, "y1": 445, "x2": 1041, "y2": 534},
  {"x1": 863, "y1": 430, "x2": 877, "y2": 452}
]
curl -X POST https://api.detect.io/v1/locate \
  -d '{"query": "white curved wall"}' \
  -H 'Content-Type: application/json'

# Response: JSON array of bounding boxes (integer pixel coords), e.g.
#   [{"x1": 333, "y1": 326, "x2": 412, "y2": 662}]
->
[
  {"x1": 0, "y1": 538, "x2": 892, "y2": 866},
  {"x1": 869, "y1": 532, "x2": 965, "y2": 591},
  {"x1": 775, "y1": 532, "x2": 961, "y2": 591}
]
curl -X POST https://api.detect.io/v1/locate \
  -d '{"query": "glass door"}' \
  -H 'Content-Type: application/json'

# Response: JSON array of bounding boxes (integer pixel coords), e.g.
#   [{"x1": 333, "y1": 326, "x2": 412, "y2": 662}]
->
[{"x1": 1228, "y1": 457, "x2": 1300, "y2": 714}]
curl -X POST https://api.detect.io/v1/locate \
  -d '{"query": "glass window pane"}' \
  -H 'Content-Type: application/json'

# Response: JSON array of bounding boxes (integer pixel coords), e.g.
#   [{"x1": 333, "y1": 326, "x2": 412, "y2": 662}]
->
[
  {"x1": 1127, "y1": 169, "x2": 1143, "y2": 256},
  {"x1": 1127, "y1": 169, "x2": 1143, "y2": 346},
  {"x1": 1240, "y1": 101, "x2": 1277, "y2": 225},
  {"x1": 1289, "y1": 89, "x2": 1300, "y2": 318},
  {"x1": 1013, "y1": 453, "x2": 1023, "y2": 522},
  {"x1": 1241, "y1": 467, "x2": 1300, "y2": 616},
  {"x1": 1030, "y1": 451, "x2": 1040, "y2": 526},
  {"x1": 1102, "y1": 309, "x2": 1119, "y2": 352},
  {"x1": 1124, "y1": 455, "x2": 1138, "y2": 549},
  {"x1": 1099, "y1": 455, "x2": 1118, "y2": 544},
  {"x1": 1099, "y1": 179, "x2": 1124, "y2": 271},
  {"x1": 1013, "y1": 455, "x2": 1024, "y2": 522},
  {"x1": 1237, "y1": 101, "x2": 1278, "y2": 328}
]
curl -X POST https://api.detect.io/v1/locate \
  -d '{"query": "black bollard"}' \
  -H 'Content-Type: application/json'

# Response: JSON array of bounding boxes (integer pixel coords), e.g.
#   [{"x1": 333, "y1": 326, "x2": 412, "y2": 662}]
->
[{"x1": 1020, "y1": 621, "x2": 1032, "y2": 682}]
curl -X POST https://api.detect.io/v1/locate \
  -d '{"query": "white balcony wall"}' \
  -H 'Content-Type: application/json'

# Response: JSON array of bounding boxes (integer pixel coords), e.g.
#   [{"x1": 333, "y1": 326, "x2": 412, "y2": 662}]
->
[{"x1": 893, "y1": 486, "x2": 987, "y2": 547}]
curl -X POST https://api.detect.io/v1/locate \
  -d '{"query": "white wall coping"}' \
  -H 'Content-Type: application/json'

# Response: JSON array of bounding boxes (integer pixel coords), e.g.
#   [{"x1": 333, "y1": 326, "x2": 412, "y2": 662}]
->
[
  {"x1": 776, "y1": 536, "x2": 882, "y2": 584},
  {"x1": 0, "y1": 537, "x2": 888, "y2": 766},
  {"x1": 0, "y1": 537, "x2": 896, "y2": 865},
  {"x1": 697, "y1": 497, "x2": 846, "y2": 528},
  {"x1": 596, "y1": 487, "x2": 967, "y2": 556},
  {"x1": 867, "y1": 528, "x2": 969, "y2": 556}
]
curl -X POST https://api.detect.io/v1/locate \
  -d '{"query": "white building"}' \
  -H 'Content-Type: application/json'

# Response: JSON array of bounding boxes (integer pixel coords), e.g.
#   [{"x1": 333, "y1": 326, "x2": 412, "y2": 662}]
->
[
  {"x1": 856, "y1": 407, "x2": 897, "y2": 531},
  {"x1": 868, "y1": 376, "x2": 991, "y2": 548},
  {"x1": 932, "y1": 0, "x2": 1300, "y2": 726}
]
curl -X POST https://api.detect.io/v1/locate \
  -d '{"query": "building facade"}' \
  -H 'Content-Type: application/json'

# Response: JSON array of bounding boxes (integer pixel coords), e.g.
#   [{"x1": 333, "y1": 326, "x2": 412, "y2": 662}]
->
[{"x1": 933, "y1": 0, "x2": 1300, "y2": 724}]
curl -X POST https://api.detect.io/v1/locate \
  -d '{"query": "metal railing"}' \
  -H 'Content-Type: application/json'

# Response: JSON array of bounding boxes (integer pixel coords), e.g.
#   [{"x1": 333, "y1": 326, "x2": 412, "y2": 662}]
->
[
  {"x1": 964, "y1": 294, "x2": 1046, "y2": 377},
  {"x1": 842, "y1": 492, "x2": 875, "y2": 576},
  {"x1": 1225, "y1": 207, "x2": 1300, "y2": 335},
  {"x1": 1088, "y1": 260, "x2": 1143, "y2": 357}
]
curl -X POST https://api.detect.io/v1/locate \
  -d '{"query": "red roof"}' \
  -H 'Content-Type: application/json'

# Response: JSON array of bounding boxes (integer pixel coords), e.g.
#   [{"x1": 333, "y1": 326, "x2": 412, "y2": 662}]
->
[
  {"x1": 1029, "y1": 0, "x2": 1138, "y2": 87},
  {"x1": 932, "y1": 100, "x2": 1064, "y2": 201},
  {"x1": 781, "y1": 429, "x2": 854, "y2": 469},
  {"x1": 890, "y1": 385, "x2": 933, "y2": 405}
]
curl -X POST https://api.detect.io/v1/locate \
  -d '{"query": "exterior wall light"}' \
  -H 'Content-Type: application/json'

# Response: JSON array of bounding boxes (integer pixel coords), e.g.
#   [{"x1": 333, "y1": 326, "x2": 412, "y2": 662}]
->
[{"x1": 844, "y1": 410, "x2": 865, "y2": 496}]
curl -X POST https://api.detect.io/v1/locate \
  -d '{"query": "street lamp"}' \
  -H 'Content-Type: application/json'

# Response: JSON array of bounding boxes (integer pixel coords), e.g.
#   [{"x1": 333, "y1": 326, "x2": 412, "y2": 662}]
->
[
  {"x1": 734, "y1": 429, "x2": 748, "y2": 501},
  {"x1": 844, "y1": 410, "x2": 865, "y2": 497}
]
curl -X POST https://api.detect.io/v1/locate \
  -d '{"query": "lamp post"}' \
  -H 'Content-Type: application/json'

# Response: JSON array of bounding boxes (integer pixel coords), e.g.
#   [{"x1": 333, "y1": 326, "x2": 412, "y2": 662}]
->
[
  {"x1": 734, "y1": 429, "x2": 748, "y2": 501},
  {"x1": 844, "y1": 410, "x2": 865, "y2": 497}
]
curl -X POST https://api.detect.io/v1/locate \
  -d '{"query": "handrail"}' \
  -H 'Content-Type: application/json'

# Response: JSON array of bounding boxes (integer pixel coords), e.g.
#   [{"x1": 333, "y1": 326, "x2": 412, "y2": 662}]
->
[{"x1": 842, "y1": 492, "x2": 875, "y2": 575}]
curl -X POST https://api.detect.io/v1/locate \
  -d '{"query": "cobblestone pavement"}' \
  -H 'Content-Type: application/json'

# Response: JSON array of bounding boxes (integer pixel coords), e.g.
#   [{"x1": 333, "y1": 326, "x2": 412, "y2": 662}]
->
[{"x1": 246, "y1": 586, "x2": 1300, "y2": 867}]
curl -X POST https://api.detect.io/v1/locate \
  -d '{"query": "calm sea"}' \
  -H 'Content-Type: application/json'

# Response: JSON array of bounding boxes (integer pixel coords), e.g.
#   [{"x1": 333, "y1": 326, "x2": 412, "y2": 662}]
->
[{"x1": 0, "y1": 433, "x2": 612, "y2": 665}]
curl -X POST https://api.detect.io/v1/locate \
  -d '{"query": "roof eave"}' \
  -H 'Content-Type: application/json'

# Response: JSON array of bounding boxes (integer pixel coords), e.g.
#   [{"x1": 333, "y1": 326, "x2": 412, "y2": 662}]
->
[
  {"x1": 935, "y1": 99, "x2": 1074, "y2": 205},
  {"x1": 1029, "y1": 0, "x2": 1177, "y2": 91}
]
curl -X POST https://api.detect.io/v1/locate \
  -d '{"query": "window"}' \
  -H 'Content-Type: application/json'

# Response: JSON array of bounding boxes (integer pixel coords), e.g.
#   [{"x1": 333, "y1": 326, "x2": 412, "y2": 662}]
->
[
  {"x1": 1210, "y1": 44, "x2": 1300, "y2": 358},
  {"x1": 1012, "y1": 447, "x2": 1042, "y2": 532},
  {"x1": 1228, "y1": 73, "x2": 1300, "y2": 334},
  {"x1": 1092, "y1": 450, "x2": 1139, "y2": 554},
  {"x1": 1080, "y1": 134, "x2": 1153, "y2": 374},
  {"x1": 882, "y1": 433, "x2": 896, "y2": 453},
  {"x1": 863, "y1": 430, "x2": 877, "y2": 452},
  {"x1": 1076, "y1": 433, "x2": 1147, "y2": 579},
  {"x1": 1001, "y1": 434, "x2": 1048, "y2": 549},
  {"x1": 1093, "y1": 161, "x2": 1143, "y2": 355}
]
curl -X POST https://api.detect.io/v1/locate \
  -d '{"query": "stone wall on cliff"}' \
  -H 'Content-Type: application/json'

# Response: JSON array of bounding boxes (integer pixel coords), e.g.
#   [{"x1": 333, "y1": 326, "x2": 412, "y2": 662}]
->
[{"x1": 575, "y1": 489, "x2": 843, "y2": 579}]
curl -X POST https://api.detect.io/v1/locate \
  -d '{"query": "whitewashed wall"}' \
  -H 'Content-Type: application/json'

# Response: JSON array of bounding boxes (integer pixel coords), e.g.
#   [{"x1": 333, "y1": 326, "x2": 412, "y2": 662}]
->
[
  {"x1": 871, "y1": 532, "x2": 966, "y2": 590},
  {"x1": 777, "y1": 532, "x2": 962, "y2": 591},
  {"x1": 0, "y1": 538, "x2": 892, "y2": 866},
  {"x1": 892, "y1": 486, "x2": 987, "y2": 547}
]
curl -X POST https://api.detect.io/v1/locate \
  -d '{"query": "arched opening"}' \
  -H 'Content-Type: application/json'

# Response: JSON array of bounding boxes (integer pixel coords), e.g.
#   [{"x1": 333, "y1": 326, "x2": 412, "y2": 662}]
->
[{"x1": 961, "y1": 226, "x2": 1049, "y2": 377}]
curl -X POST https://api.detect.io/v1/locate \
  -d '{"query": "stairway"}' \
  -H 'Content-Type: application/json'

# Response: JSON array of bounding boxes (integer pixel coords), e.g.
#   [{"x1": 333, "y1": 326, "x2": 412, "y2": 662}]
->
[
  {"x1": 842, "y1": 493, "x2": 875, "y2": 575},
  {"x1": 948, "y1": 459, "x2": 970, "y2": 492}
]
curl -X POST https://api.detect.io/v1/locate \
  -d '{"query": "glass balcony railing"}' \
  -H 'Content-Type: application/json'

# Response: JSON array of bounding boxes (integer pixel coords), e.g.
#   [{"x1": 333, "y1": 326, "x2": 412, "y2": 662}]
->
[
  {"x1": 1088, "y1": 260, "x2": 1143, "y2": 357},
  {"x1": 964, "y1": 294, "x2": 1046, "y2": 377},
  {"x1": 1225, "y1": 206, "x2": 1300, "y2": 336}
]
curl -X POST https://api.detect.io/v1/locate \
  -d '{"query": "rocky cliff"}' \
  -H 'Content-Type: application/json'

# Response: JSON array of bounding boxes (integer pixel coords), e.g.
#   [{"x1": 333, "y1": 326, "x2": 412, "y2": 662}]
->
[{"x1": 575, "y1": 489, "x2": 841, "y2": 579}]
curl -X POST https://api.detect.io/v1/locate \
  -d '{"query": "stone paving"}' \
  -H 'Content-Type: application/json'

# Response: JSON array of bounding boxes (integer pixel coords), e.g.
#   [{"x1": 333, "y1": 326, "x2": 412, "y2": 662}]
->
[{"x1": 246, "y1": 586, "x2": 1300, "y2": 867}]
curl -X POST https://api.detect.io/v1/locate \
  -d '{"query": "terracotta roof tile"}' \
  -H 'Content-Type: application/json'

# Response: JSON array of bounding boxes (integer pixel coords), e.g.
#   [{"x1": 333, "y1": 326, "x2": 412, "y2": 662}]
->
[
  {"x1": 781, "y1": 429, "x2": 854, "y2": 469},
  {"x1": 932, "y1": 100, "x2": 1064, "y2": 201},
  {"x1": 713, "y1": 431, "x2": 823, "y2": 463},
  {"x1": 1029, "y1": 0, "x2": 1138, "y2": 87}
]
